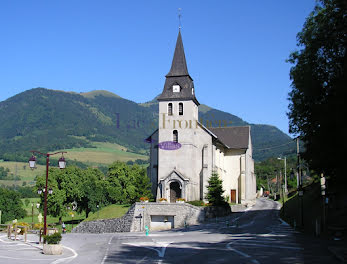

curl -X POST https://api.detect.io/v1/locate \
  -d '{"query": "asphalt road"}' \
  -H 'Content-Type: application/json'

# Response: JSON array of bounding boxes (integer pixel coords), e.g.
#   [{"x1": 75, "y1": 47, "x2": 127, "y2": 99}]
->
[{"x1": 0, "y1": 198, "x2": 340, "y2": 264}]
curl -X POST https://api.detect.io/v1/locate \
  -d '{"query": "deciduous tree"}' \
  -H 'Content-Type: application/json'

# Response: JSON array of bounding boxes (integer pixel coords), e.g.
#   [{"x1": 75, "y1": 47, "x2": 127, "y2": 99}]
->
[{"x1": 288, "y1": 0, "x2": 347, "y2": 183}]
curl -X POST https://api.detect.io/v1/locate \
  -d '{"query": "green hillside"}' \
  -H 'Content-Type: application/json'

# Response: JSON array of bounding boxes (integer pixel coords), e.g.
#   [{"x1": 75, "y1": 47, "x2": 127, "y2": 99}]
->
[{"x1": 0, "y1": 88, "x2": 295, "y2": 162}]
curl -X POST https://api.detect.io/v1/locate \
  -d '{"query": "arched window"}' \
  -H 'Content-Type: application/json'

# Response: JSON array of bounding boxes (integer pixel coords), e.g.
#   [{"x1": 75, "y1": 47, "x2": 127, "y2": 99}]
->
[
  {"x1": 179, "y1": 103, "x2": 183, "y2": 115},
  {"x1": 168, "y1": 103, "x2": 173, "y2": 116},
  {"x1": 173, "y1": 130, "x2": 178, "y2": 143}
]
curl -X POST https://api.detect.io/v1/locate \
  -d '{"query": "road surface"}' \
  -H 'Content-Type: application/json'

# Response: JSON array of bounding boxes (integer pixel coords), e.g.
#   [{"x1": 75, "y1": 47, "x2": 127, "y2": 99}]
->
[{"x1": 0, "y1": 198, "x2": 339, "y2": 263}]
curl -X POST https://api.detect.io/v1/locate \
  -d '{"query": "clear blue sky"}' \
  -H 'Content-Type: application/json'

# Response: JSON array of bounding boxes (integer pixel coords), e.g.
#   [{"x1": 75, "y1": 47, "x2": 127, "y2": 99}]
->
[{"x1": 0, "y1": 0, "x2": 315, "y2": 135}]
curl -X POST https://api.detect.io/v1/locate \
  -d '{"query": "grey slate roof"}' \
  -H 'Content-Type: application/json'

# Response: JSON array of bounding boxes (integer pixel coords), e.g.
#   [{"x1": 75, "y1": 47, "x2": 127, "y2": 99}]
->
[
  {"x1": 157, "y1": 30, "x2": 199, "y2": 105},
  {"x1": 166, "y1": 30, "x2": 189, "y2": 77},
  {"x1": 209, "y1": 126, "x2": 250, "y2": 149}
]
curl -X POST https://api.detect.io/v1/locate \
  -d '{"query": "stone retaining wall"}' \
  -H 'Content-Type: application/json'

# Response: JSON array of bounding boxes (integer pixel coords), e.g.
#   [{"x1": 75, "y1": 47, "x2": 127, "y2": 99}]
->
[
  {"x1": 72, "y1": 204, "x2": 135, "y2": 233},
  {"x1": 73, "y1": 202, "x2": 234, "y2": 233}
]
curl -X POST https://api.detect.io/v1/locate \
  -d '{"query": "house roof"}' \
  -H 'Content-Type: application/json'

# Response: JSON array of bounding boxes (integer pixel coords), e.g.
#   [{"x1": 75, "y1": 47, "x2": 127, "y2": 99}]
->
[{"x1": 209, "y1": 126, "x2": 250, "y2": 149}]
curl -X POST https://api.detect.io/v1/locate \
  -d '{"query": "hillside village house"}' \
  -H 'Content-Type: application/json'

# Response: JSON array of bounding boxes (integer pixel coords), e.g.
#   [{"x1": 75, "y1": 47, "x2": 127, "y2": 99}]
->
[{"x1": 147, "y1": 31, "x2": 256, "y2": 206}]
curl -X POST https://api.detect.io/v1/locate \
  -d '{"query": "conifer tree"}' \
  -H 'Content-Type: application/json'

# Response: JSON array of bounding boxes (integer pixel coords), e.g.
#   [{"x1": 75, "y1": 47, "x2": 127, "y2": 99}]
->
[{"x1": 205, "y1": 171, "x2": 225, "y2": 205}]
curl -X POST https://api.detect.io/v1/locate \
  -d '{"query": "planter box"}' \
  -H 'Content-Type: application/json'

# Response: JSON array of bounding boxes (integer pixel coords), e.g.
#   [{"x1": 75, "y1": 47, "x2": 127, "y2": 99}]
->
[
  {"x1": 159, "y1": 200, "x2": 167, "y2": 203},
  {"x1": 176, "y1": 201, "x2": 185, "y2": 203},
  {"x1": 43, "y1": 244, "x2": 63, "y2": 255}
]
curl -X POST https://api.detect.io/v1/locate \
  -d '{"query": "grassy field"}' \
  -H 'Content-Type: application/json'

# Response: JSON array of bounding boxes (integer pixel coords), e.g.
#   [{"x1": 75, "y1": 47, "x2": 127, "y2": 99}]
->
[
  {"x1": 0, "y1": 161, "x2": 45, "y2": 186},
  {"x1": 84, "y1": 204, "x2": 130, "y2": 222},
  {"x1": 57, "y1": 141, "x2": 148, "y2": 165}
]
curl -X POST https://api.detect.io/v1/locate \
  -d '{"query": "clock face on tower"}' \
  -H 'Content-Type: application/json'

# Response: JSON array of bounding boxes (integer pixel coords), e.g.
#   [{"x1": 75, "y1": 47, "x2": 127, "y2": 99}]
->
[{"x1": 173, "y1": 84, "x2": 180, "y2": 93}]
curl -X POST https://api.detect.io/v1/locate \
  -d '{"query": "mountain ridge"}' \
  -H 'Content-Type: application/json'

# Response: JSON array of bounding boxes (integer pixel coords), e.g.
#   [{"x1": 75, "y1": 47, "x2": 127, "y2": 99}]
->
[{"x1": 0, "y1": 88, "x2": 295, "y2": 162}]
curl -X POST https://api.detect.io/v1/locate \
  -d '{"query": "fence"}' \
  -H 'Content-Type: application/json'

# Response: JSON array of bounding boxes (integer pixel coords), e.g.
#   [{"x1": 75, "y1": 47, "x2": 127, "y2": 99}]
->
[{"x1": 1, "y1": 223, "x2": 58, "y2": 243}]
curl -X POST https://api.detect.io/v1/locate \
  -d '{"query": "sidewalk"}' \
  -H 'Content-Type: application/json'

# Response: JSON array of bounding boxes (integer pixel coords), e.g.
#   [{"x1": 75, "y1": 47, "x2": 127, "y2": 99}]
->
[{"x1": 0, "y1": 233, "x2": 77, "y2": 264}]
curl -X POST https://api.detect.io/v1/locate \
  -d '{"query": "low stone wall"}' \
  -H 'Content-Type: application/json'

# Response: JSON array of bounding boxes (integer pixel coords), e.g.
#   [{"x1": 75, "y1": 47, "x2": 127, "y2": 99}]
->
[
  {"x1": 73, "y1": 202, "x2": 235, "y2": 233},
  {"x1": 72, "y1": 204, "x2": 135, "y2": 233}
]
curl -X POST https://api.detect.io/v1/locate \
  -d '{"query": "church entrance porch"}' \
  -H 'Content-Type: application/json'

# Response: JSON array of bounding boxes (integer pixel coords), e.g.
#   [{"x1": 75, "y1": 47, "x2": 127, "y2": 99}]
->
[
  {"x1": 169, "y1": 181, "x2": 181, "y2": 203},
  {"x1": 157, "y1": 169, "x2": 189, "y2": 202}
]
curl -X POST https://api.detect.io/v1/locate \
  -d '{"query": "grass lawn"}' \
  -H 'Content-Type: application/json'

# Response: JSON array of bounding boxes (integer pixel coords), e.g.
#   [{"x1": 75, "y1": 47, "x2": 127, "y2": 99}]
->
[
  {"x1": 84, "y1": 204, "x2": 130, "y2": 222},
  {"x1": 7, "y1": 203, "x2": 130, "y2": 233}
]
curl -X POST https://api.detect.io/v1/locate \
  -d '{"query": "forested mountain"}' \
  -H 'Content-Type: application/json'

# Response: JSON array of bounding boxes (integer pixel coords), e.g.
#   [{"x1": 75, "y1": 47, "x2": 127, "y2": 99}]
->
[{"x1": 0, "y1": 88, "x2": 295, "y2": 161}]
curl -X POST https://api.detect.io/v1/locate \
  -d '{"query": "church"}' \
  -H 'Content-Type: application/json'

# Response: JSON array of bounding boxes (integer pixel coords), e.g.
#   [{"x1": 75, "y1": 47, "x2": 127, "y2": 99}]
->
[{"x1": 147, "y1": 30, "x2": 256, "y2": 206}]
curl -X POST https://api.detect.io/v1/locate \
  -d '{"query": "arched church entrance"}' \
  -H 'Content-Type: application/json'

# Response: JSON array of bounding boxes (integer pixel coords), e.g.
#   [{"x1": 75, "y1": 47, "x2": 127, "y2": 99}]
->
[{"x1": 169, "y1": 181, "x2": 181, "y2": 203}]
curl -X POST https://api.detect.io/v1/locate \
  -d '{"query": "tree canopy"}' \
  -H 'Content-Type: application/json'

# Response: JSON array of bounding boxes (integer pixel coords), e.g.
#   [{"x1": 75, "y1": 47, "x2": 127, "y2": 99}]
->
[
  {"x1": 0, "y1": 187, "x2": 26, "y2": 223},
  {"x1": 287, "y1": 0, "x2": 347, "y2": 183},
  {"x1": 35, "y1": 162, "x2": 152, "y2": 220}
]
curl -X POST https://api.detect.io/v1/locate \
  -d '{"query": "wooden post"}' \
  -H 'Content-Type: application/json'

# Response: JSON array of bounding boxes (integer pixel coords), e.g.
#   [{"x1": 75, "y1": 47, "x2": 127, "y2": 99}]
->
[
  {"x1": 24, "y1": 227, "x2": 27, "y2": 242},
  {"x1": 7, "y1": 225, "x2": 10, "y2": 239},
  {"x1": 14, "y1": 224, "x2": 17, "y2": 241},
  {"x1": 39, "y1": 228, "x2": 42, "y2": 244}
]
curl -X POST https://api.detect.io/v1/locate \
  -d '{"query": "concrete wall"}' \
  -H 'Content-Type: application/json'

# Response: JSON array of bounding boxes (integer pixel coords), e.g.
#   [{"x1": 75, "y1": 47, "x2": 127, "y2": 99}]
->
[{"x1": 131, "y1": 202, "x2": 205, "y2": 232}]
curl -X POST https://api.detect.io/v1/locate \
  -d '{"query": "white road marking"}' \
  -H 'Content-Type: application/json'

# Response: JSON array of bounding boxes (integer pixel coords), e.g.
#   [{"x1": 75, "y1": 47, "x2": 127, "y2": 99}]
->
[
  {"x1": 101, "y1": 235, "x2": 114, "y2": 264},
  {"x1": 51, "y1": 245, "x2": 78, "y2": 264},
  {"x1": 239, "y1": 220, "x2": 255, "y2": 228},
  {"x1": 123, "y1": 241, "x2": 172, "y2": 258},
  {"x1": 226, "y1": 242, "x2": 260, "y2": 264},
  {"x1": 279, "y1": 218, "x2": 290, "y2": 226}
]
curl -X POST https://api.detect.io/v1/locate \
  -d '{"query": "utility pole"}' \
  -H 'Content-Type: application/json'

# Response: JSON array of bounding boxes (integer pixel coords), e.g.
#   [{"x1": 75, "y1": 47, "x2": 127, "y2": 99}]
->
[
  {"x1": 284, "y1": 156, "x2": 287, "y2": 194},
  {"x1": 297, "y1": 138, "x2": 301, "y2": 187},
  {"x1": 297, "y1": 137, "x2": 304, "y2": 227}
]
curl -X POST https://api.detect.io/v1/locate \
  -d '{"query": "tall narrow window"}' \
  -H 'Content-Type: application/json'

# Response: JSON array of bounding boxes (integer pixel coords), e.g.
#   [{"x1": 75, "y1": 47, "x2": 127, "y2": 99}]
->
[
  {"x1": 179, "y1": 103, "x2": 183, "y2": 115},
  {"x1": 168, "y1": 103, "x2": 173, "y2": 116},
  {"x1": 173, "y1": 130, "x2": 178, "y2": 143}
]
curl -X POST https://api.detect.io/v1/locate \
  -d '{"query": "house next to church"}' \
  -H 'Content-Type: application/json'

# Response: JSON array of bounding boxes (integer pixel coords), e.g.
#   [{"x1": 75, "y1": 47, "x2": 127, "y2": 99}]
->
[{"x1": 147, "y1": 30, "x2": 256, "y2": 206}]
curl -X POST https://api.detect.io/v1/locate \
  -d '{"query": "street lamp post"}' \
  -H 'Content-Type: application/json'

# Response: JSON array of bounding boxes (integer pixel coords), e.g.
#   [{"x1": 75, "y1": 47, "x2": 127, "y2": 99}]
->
[
  {"x1": 29, "y1": 151, "x2": 66, "y2": 236},
  {"x1": 278, "y1": 157, "x2": 288, "y2": 194}
]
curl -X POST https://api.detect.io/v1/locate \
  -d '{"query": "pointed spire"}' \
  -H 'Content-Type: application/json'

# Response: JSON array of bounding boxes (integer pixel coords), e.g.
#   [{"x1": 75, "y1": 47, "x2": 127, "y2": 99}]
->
[{"x1": 166, "y1": 30, "x2": 189, "y2": 77}]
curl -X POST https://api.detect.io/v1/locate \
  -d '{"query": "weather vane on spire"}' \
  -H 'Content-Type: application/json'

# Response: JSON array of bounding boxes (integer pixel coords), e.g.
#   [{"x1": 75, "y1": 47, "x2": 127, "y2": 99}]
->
[{"x1": 178, "y1": 8, "x2": 182, "y2": 30}]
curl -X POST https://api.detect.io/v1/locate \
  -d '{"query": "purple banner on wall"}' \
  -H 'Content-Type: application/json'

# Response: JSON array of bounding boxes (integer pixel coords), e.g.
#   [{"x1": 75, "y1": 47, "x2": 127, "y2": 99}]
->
[{"x1": 158, "y1": 141, "x2": 181, "y2": 150}]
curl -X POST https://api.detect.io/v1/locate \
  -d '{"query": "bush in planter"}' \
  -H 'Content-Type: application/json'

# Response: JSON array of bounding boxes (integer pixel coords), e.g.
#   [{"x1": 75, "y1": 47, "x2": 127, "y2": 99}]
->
[
  {"x1": 43, "y1": 232, "x2": 62, "y2": 244},
  {"x1": 140, "y1": 196, "x2": 149, "y2": 202}
]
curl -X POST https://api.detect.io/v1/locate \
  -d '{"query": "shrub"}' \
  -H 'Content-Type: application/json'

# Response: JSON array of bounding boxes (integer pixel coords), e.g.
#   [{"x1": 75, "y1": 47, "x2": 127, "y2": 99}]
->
[
  {"x1": 159, "y1": 198, "x2": 167, "y2": 202},
  {"x1": 176, "y1": 198, "x2": 185, "y2": 202},
  {"x1": 34, "y1": 223, "x2": 43, "y2": 230},
  {"x1": 43, "y1": 232, "x2": 62, "y2": 244}
]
